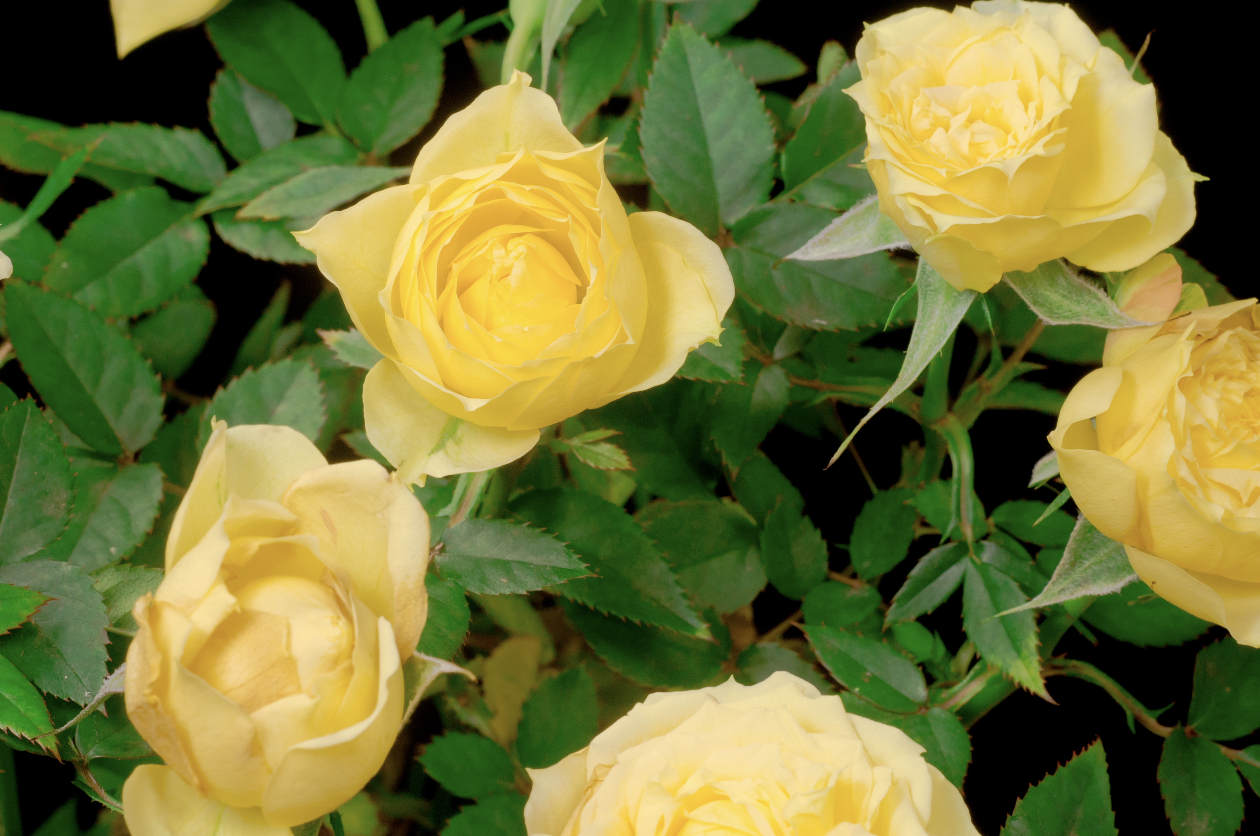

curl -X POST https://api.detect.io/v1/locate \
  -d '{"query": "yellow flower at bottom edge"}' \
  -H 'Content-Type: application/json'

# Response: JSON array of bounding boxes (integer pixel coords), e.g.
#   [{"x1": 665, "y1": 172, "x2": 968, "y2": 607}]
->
[
  {"x1": 1051, "y1": 296, "x2": 1260, "y2": 646},
  {"x1": 122, "y1": 421, "x2": 429, "y2": 834},
  {"x1": 110, "y1": 0, "x2": 231, "y2": 58},
  {"x1": 525, "y1": 672, "x2": 979, "y2": 836},
  {"x1": 295, "y1": 72, "x2": 734, "y2": 484}
]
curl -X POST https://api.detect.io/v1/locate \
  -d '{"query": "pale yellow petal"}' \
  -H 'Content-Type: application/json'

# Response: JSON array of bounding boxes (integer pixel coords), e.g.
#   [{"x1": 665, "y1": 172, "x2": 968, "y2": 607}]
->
[
  {"x1": 1127, "y1": 546, "x2": 1260, "y2": 648},
  {"x1": 525, "y1": 750, "x2": 589, "y2": 836},
  {"x1": 915, "y1": 231, "x2": 1004, "y2": 293},
  {"x1": 363, "y1": 359, "x2": 539, "y2": 483},
  {"x1": 923, "y1": 764, "x2": 982, "y2": 835},
  {"x1": 122, "y1": 765, "x2": 290, "y2": 836},
  {"x1": 111, "y1": 0, "x2": 226, "y2": 58},
  {"x1": 409, "y1": 71, "x2": 582, "y2": 187}
]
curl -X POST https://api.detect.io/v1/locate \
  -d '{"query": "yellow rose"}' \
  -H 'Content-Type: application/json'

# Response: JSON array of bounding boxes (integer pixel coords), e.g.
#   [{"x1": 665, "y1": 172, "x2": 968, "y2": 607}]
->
[
  {"x1": 122, "y1": 421, "x2": 430, "y2": 833},
  {"x1": 524, "y1": 672, "x2": 978, "y2": 836},
  {"x1": 296, "y1": 72, "x2": 734, "y2": 483},
  {"x1": 846, "y1": 1, "x2": 1197, "y2": 292},
  {"x1": 110, "y1": 0, "x2": 231, "y2": 58},
  {"x1": 1050, "y1": 297, "x2": 1260, "y2": 646},
  {"x1": 0, "y1": 248, "x2": 11, "y2": 280}
]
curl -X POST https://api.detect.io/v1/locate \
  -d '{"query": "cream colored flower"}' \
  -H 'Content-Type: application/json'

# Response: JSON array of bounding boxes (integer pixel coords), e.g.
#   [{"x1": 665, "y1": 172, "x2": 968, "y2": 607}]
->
[
  {"x1": 524, "y1": 672, "x2": 979, "y2": 836},
  {"x1": 296, "y1": 72, "x2": 734, "y2": 484},
  {"x1": 122, "y1": 422, "x2": 429, "y2": 833},
  {"x1": 110, "y1": 0, "x2": 231, "y2": 58},
  {"x1": 0, "y1": 248, "x2": 11, "y2": 280},
  {"x1": 846, "y1": 1, "x2": 1197, "y2": 292},
  {"x1": 1051, "y1": 298, "x2": 1260, "y2": 646}
]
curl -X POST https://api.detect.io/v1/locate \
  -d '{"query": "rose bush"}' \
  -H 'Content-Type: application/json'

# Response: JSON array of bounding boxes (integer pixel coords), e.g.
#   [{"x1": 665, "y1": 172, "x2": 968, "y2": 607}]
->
[
  {"x1": 122, "y1": 421, "x2": 429, "y2": 833},
  {"x1": 524, "y1": 672, "x2": 978, "y2": 836},
  {"x1": 846, "y1": 0, "x2": 1198, "y2": 292},
  {"x1": 297, "y1": 71, "x2": 734, "y2": 484}
]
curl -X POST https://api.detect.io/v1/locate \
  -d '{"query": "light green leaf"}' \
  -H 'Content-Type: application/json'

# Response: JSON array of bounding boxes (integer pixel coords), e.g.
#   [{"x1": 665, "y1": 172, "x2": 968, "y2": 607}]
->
[
  {"x1": 0, "y1": 585, "x2": 46, "y2": 635},
  {"x1": 206, "y1": 0, "x2": 347, "y2": 128},
  {"x1": 555, "y1": 430, "x2": 632, "y2": 471},
  {"x1": 1000, "y1": 740, "x2": 1117, "y2": 836},
  {"x1": 677, "y1": 315, "x2": 746, "y2": 383},
  {"x1": 442, "y1": 794, "x2": 527, "y2": 836},
  {"x1": 639, "y1": 21, "x2": 776, "y2": 235},
  {"x1": 885, "y1": 542, "x2": 968, "y2": 626},
  {"x1": 760, "y1": 497, "x2": 828, "y2": 600},
  {"x1": 340, "y1": 18, "x2": 444, "y2": 155},
  {"x1": 200, "y1": 357, "x2": 327, "y2": 446},
  {"x1": 211, "y1": 211, "x2": 316, "y2": 264},
  {"x1": 1158, "y1": 727, "x2": 1244, "y2": 836},
  {"x1": 199, "y1": 135, "x2": 361, "y2": 215},
  {"x1": 718, "y1": 37, "x2": 807, "y2": 85},
  {"x1": 130, "y1": 297, "x2": 217, "y2": 381},
  {"x1": 44, "y1": 187, "x2": 210, "y2": 318},
  {"x1": 676, "y1": 0, "x2": 758, "y2": 38},
  {"x1": 32, "y1": 124, "x2": 226, "y2": 194},
  {"x1": 849, "y1": 488, "x2": 917, "y2": 579},
  {"x1": 208, "y1": 68, "x2": 297, "y2": 163},
  {"x1": 5, "y1": 282, "x2": 164, "y2": 455},
  {"x1": 0, "y1": 149, "x2": 87, "y2": 245},
  {"x1": 1000, "y1": 517, "x2": 1135, "y2": 615},
  {"x1": 238, "y1": 165, "x2": 409, "y2": 221},
  {"x1": 417, "y1": 576, "x2": 470, "y2": 660},
  {"x1": 0, "y1": 654, "x2": 53, "y2": 747},
  {"x1": 806, "y1": 624, "x2": 927, "y2": 711},
  {"x1": 802, "y1": 582, "x2": 882, "y2": 628},
  {"x1": 319, "y1": 328, "x2": 384, "y2": 370},
  {"x1": 561, "y1": 600, "x2": 725, "y2": 689},
  {"x1": 540, "y1": 0, "x2": 586, "y2": 91},
  {"x1": 437, "y1": 519, "x2": 588, "y2": 595},
  {"x1": 711, "y1": 363, "x2": 790, "y2": 473},
  {"x1": 0, "y1": 110, "x2": 153, "y2": 192},
  {"x1": 782, "y1": 62, "x2": 864, "y2": 192},
  {"x1": 231, "y1": 282, "x2": 291, "y2": 376},
  {"x1": 93, "y1": 565, "x2": 164, "y2": 630},
  {"x1": 517, "y1": 668, "x2": 599, "y2": 769},
  {"x1": 420, "y1": 731, "x2": 516, "y2": 799},
  {"x1": 0, "y1": 400, "x2": 72, "y2": 564},
  {"x1": 1005, "y1": 260, "x2": 1150, "y2": 328},
  {"x1": 1029, "y1": 451, "x2": 1059, "y2": 487},
  {"x1": 558, "y1": 0, "x2": 639, "y2": 129},
  {"x1": 1187, "y1": 638, "x2": 1260, "y2": 741},
  {"x1": 842, "y1": 697, "x2": 971, "y2": 789},
  {"x1": 963, "y1": 559, "x2": 1046, "y2": 697},
  {"x1": 785, "y1": 195, "x2": 909, "y2": 261},
  {"x1": 41, "y1": 463, "x2": 163, "y2": 572}
]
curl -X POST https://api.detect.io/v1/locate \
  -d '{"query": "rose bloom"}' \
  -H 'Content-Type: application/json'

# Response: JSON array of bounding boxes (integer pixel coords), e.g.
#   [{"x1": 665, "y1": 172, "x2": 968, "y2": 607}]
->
[
  {"x1": 525, "y1": 672, "x2": 978, "y2": 836},
  {"x1": 1051, "y1": 296, "x2": 1260, "y2": 646},
  {"x1": 122, "y1": 422, "x2": 429, "y2": 834},
  {"x1": 110, "y1": 0, "x2": 230, "y2": 57},
  {"x1": 845, "y1": 0, "x2": 1197, "y2": 292},
  {"x1": 297, "y1": 72, "x2": 734, "y2": 483}
]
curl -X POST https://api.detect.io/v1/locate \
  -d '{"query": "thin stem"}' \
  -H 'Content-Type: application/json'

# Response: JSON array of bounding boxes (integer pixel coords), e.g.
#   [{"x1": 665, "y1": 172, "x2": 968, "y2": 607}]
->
[
  {"x1": 0, "y1": 743, "x2": 21, "y2": 836},
  {"x1": 760, "y1": 610, "x2": 802, "y2": 644},
  {"x1": 353, "y1": 0, "x2": 389, "y2": 51},
  {"x1": 828, "y1": 405, "x2": 877, "y2": 494},
  {"x1": 951, "y1": 319, "x2": 1046, "y2": 428},
  {"x1": 74, "y1": 763, "x2": 122, "y2": 813},
  {"x1": 0, "y1": 341, "x2": 12, "y2": 369}
]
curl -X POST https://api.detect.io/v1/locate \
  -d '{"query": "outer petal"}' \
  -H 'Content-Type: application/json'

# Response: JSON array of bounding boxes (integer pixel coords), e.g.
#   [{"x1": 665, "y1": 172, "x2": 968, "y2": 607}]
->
[
  {"x1": 913, "y1": 231, "x2": 1003, "y2": 294},
  {"x1": 0, "y1": 249, "x2": 12, "y2": 280},
  {"x1": 293, "y1": 183, "x2": 421, "y2": 356},
  {"x1": 167, "y1": 423, "x2": 326, "y2": 570},
  {"x1": 409, "y1": 71, "x2": 582, "y2": 187},
  {"x1": 122, "y1": 765, "x2": 290, "y2": 836},
  {"x1": 363, "y1": 359, "x2": 539, "y2": 483},
  {"x1": 281, "y1": 460, "x2": 430, "y2": 656},
  {"x1": 111, "y1": 0, "x2": 226, "y2": 58},
  {"x1": 923, "y1": 764, "x2": 982, "y2": 836},
  {"x1": 611, "y1": 212, "x2": 734, "y2": 394},
  {"x1": 524, "y1": 750, "x2": 589, "y2": 836},
  {"x1": 1127, "y1": 546, "x2": 1260, "y2": 647}
]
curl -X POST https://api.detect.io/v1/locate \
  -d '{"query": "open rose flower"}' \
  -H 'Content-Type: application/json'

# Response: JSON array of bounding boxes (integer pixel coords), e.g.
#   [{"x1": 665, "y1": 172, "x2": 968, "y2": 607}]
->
[
  {"x1": 296, "y1": 72, "x2": 734, "y2": 484},
  {"x1": 846, "y1": 0, "x2": 1198, "y2": 292}
]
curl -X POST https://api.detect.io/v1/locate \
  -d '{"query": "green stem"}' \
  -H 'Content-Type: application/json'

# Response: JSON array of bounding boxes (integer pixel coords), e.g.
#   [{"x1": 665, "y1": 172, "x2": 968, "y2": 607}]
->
[
  {"x1": 951, "y1": 319, "x2": 1046, "y2": 429},
  {"x1": 353, "y1": 0, "x2": 389, "y2": 51},
  {"x1": 919, "y1": 333, "x2": 955, "y2": 425},
  {"x1": 0, "y1": 743, "x2": 21, "y2": 836}
]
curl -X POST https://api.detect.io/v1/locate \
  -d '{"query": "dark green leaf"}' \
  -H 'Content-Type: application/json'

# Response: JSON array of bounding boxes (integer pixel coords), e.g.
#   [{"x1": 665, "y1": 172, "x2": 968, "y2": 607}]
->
[
  {"x1": 987, "y1": 379, "x2": 1067, "y2": 416},
  {"x1": 0, "y1": 585, "x2": 46, "y2": 635},
  {"x1": 0, "y1": 654, "x2": 53, "y2": 745},
  {"x1": 557, "y1": 431, "x2": 632, "y2": 471},
  {"x1": 442, "y1": 794, "x2": 527, "y2": 836},
  {"x1": 0, "y1": 110, "x2": 152, "y2": 192},
  {"x1": 200, "y1": 358, "x2": 326, "y2": 445},
  {"x1": 139, "y1": 404, "x2": 205, "y2": 489},
  {"x1": 206, "y1": 0, "x2": 347, "y2": 127},
  {"x1": 44, "y1": 187, "x2": 209, "y2": 318},
  {"x1": 558, "y1": 0, "x2": 640, "y2": 129},
  {"x1": 302, "y1": 288, "x2": 353, "y2": 340},
  {"x1": 711, "y1": 363, "x2": 790, "y2": 473},
  {"x1": 885, "y1": 542, "x2": 967, "y2": 625},
  {"x1": 6, "y1": 282, "x2": 164, "y2": 454},
  {"x1": 677, "y1": 314, "x2": 745, "y2": 383},
  {"x1": 41, "y1": 463, "x2": 163, "y2": 571},
  {"x1": 806, "y1": 624, "x2": 927, "y2": 711},
  {"x1": 760, "y1": 496, "x2": 828, "y2": 600},
  {"x1": 238, "y1": 165, "x2": 409, "y2": 221},
  {"x1": 200, "y1": 135, "x2": 360, "y2": 216},
  {"x1": 0, "y1": 201, "x2": 55, "y2": 281},
  {"x1": 419, "y1": 732, "x2": 516, "y2": 799},
  {"x1": 438, "y1": 519, "x2": 588, "y2": 595},
  {"x1": 782, "y1": 62, "x2": 864, "y2": 192},
  {"x1": 0, "y1": 560, "x2": 109, "y2": 705},
  {"x1": 0, "y1": 151, "x2": 86, "y2": 247},
  {"x1": 849, "y1": 488, "x2": 916, "y2": 579},
  {"x1": 130, "y1": 297, "x2": 217, "y2": 381},
  {"x1": 338, "y1": 18, "x2": 444, "y2": 155},
  {"x1": 1000, "y1": 740, "x2": 1117, "y2": 836},
  {"x1": 963, "y1": 560, "x2": 1045, "y2": 697},
  {"x1": 417, "y1": 575, "x2": 470, "y2": 660},
  {"x1": 517, "y1": 668, "x2": 599, "y2": 769},
  {"x1": 562, "y1": 600, "x2": 724, "y2": 689},
  {"x1": 978, "y1": 536, "x2": 1047, "y2": 599},
  {"x1": 33, "y1": 123, "x2": 225, "y2": 194},
  {"x1": 1082, "y1": 581, "x2": 1211, "y2": 648},
  {"x1": 736, "y1": 642, "x2": 834, "y2": 693},
  {"x1": 676, "y1": 0, "x2": 758, "y2": 38},
  {"x1": 211, "y1": 211, "x2": 316, "y2": 264},
  {"x1": 74, "y1": 694, "x2": 151, "y2": 760},
  {"x1": 1188, "y1": 638, "x2": 1260, "y2": 741},
  {"x1": 0, "y1": 399, "x2": 72, "y2": 563},
  {"x1": 992, "y1": 500, "x2": 1076, "y2": 547},
  {"x1": 802, "y1": 582, "x2": 881, "y2": 628},
  {"x1": 718, "y1": 38, "x2": 807, "y2": 84},
  {"x1": 92, "y1": 565, "x2": 164, "y2": 631},
  {"x1": 512, "y1": 489, "x2": 709, "y2": 637},
  {"x1": 1237, "y1": 745, "x2": 1260, "y2": 797},
  {"x1": 231, "y1": 282, "x2": 291, "y2": 376},
  {"x1": 319, "y1": 328, "x2": 384, "y2": 370},
  {"x1": 639, "y1": 22, "x2": 776, "y2": 235},
  {"x1": 1158, "y1": 727, "x2": 1244, "y2": 836},
  {"x1": 208, "y1": 68, "x2": 297, "y2": 163},
  {"x1": 729, "y1": 450, "x2": 804, "y2": 525},
  {"x1": 843, "y1": 697, "x2": 971, "y2": 789}
]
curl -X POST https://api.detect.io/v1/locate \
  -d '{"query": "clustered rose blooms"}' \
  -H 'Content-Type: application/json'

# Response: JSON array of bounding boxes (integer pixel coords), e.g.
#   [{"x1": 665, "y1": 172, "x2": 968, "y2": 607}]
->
[
  {"x1": 297, "y1": 72, "x2": 734, "y2": 484},
  {"x1": 845, "y1": 0, "x2": 1197, "y2": 292},
  {"x1": 1051, "y1": 296, "x2": 1260, "y2": 647},
  {"x1": 109, "y1": 0, "x2": 231, "y2": 57},
  {"x1": 122, "y1": 422, "x2": 429, "y2": 834},
  {"x1": 524, "y1": 672, "x2": 979, "y2": 836}
]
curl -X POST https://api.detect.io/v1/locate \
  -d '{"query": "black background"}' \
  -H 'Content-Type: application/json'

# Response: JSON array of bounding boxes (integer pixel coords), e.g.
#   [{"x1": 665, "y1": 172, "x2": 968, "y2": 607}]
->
[{"x1": 1, "y1": 1, "x2": 1252, "y2": 833}]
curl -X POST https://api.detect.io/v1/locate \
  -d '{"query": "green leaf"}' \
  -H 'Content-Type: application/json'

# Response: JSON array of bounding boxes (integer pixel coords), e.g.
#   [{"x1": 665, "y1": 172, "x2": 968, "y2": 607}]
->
[
  {"x1": 0, "y1": 149, "x2": 88, "y2": 245},
  {"x1": 5, "y1": 282, "x2": 164, "y2": 455},
  {"x1": 206, "y1": 0, "x2": 347, "y2": 128},
  {"x1": 992, "y1": 500, "x2": 1075, "y2": 547},
  {"x1": 0, "y1": 201, "x2": 55, "y2": 281},
  {"x1": 1000, "y1": 740, "x2": 1117, "y2": 836},
  {"x1": 0, "y1": 399, "x2": 72, "y2": 563},
  {"x1": 1000, "y1": 517, "x2": 1135, "y2": 615},
  {"x1": 0, "y1": 110, "x2": 153, "y2": 192},
  {"x1": 338, "y1": 17, "x2": 444, "y2": 155},
  {"x1": 437, "y1": 519, "x2": 588, "y2": 595},
  {"x1": 517, "y1": 668, "x2": 599, "y2": 769},
  {"x1": 0, "y1": 560, "x2": 109, "y2": 705},
  {"x1": 760, "y1": 496, "x2": 828, "y2": 600},
  {"x1": 417, "y1": 575, "x2": 470, "y2": 660},
  {"x1": 419, "y1": 732, "x2": 516, "y2": 799},
  {"x1": 511, "y1": 488, "x2": 710, "y2": 637},
  {"x1": 711, "y1": 364, "x2": 790, "y2": 473},
  {"x1": 33, "y1": 124, "x2": 226, "y2": 194},
  {"x1": 130, "y1": 297, "x2": 217, "y2": 381},
  {"x1": 730, "y1": 450, "x2": 803, "y2": 525},
  {"x1": 802, "y1": 582, "x2": 881, "y2": 628},
  {"x1": 41, "y1": 463, "x2": 163, "y2": 571},
  {"x1": 805, "y1": 624, "x2": 927, "y2": 711},
  {"x1": 1158, "y1": 727, "x2": 1244, "y2": 836},
  {"x1": 442, "y1": 794, "x2": 527, "y2": 836},
  {"x1": 963, "y1": 560, "x2": 1046, "y2": 697},
  {"x1": 677, "y1": 314, "x2": 745, "y2": 383},
  {"x1": 200, "y1": 358, "x2": 327, "y2": 446},
  {"x1": 540, "y1": 0, "x2": 586, "y2": 91},
  {"x1": 238, "y1": 165, "x2": 410, "y2": 221},
  {"x1": 782, "y1": 62, "x2": 864, "y2": 192},
  {"x1": 676, "y1": 0, "x2": 758, "y2": 38},
  {"x1": 842, "y1": 697, "x2": 971, "y2": 789},
  {"x1": 1006, "y1": 260, "x2": 1148, "y2": 328},
  {"x1": 636, "y1": 498, "x2": 765, "y2": 613},
  {"x1": 718, "y1": 38, "x2": 807, "y2": 85},
  {"x1": 987, "y1": 379, "x2": 1067, "y2": 415},
  {"x1": 1188, "y1": 638, "x2": 1260, "y2": 741},
  {"x1": 555, "y1": 430, "x2": 633, "y2": 471},
  {"x1": 561, "y1": 600, "x2": 725, "y2": 688},
  {"x1": 0, "y1": 653, "x2": 53, "y2": 746},
  {"x1": 319, "y1": 328, "x2": 384, "y2": 370},
  {"x1": 199, "y1": 135, "x2": 361, "y2": 215},
  {"x1": 558, "y1": 0, "x2": 639, "y2": 129},
  {"x1": 44, "y1": 187, "x2": 210, "y2": 318},
  {"x1": 1168, "y1": 248, "x2": 1234, "y2": 306},
  {"x1": 208, "y1": 68, "x2": 297, "y2": 163},
  {"x1": 735, "y1": 642, "x2": 834, "y2": 693},
  {"x1": 0, "y1": 585, "x2": 46, "y2": 635},
  {"x1": 211, "y1": 211, "x2": 316, "y2": 264},
  {"x1": 140, "y1": 404, "x2": 205, "y2": 489},
  {"x1": 1237, "y1": 745, "x2": 1260, "y2": 797},
  {"x1": 885, "y1": 542, "x2": 967, "y2": 626},
  {"x1": 92, "y1": 565, "x2": 164, "y2": 631},
  {"x1": 75, "y1": 694, "x2": 151, "y2": 760},
  {"x1": 849, "y1": 488, "x2": 917, "y2": 579},
  {"x1": 231, "y1": 282, "x2": 291, "y2": 376},
  {"x1": 785, "y1": 195, "x2": 909, "y2": 261},
  {"x1": 1081, "y1": 580, "x2": 1211, "y2": 648},
  {"x1": 639, "y1": 22, "x2": 776, "y2": 235}
]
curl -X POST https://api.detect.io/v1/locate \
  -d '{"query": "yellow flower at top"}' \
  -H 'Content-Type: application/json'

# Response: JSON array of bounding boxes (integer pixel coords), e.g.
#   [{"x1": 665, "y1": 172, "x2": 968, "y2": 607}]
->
[{"x1": 110, "y1": 0, "x2": 230, "y2": 57}]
